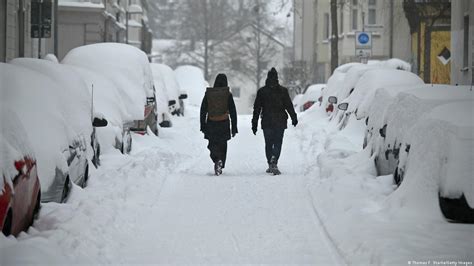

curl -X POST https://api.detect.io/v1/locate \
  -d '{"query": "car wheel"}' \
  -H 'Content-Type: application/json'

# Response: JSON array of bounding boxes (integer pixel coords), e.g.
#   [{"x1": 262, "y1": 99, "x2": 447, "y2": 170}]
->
[
  {"x1": 2, "y1": 209, "x2": 12, "y2": 236},
  {"x1": 61, "y1": 177, "x2": 71, "y2": 203}
]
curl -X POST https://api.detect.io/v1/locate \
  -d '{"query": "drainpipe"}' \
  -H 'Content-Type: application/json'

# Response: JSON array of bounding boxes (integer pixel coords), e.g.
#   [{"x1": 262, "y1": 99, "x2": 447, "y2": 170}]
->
[
  {"x1": 389, "y1": 0, "x2": 394, "y2": 58},
  {"x1": 54, "y1": 0, "x2": 58, "y2": 56}
]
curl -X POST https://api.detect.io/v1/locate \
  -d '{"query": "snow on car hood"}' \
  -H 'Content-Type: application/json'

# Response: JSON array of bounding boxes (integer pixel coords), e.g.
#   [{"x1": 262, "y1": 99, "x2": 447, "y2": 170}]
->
[
  {"x1": 346, "y1": 69, "x2": 424, "y2": 119},
  {"x1": 62, "y1": 43, "x2": 154, "y2": 121},
  {"x1": 0, "y1": 63, "x2": 70, "y2": 189},
  {"x1": 174, "y1": 65, "x2": 208, "y2": 107}
]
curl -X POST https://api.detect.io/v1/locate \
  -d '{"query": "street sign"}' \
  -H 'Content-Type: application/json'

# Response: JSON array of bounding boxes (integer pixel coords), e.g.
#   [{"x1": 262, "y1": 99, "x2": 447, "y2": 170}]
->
[
  {"x1": 355, "y1": 31, "x2": 372, "y2": 49},
  {"x1": 31, "y1": 0, "x2": 52, "y2": 38},
  {"x1": 355, "y1": 31, "x2": 372, "y2": 58}
]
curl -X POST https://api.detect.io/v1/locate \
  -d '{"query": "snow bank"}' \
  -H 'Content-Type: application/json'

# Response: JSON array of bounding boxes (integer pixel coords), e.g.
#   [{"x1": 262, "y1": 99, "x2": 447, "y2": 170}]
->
[
  {"x1": 62, "y1": 43, "x2": 154, "y2": 121},
  {"x1": 174, "y1": 65, "x2": 208, "y2": 107},
  {"x1": 0, "y1": 63, "x2": 70, "y2": 189}
]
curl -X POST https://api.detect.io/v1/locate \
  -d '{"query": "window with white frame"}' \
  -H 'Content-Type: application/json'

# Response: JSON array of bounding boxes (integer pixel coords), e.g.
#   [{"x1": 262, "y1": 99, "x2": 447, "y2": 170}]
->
[
  {"x1": 368, "y1": 0, "x2": 376, "y2": 25},
  {"x1": 352, "y1": 0, "x2": 358, "y2": 30},
  {"x1": 324, "y1": 13, "x2": 330, "y2": 39}
]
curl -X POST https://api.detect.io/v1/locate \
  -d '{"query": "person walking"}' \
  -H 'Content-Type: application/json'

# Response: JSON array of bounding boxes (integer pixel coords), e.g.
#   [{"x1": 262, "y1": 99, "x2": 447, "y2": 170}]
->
[
  {"x1": 251, "y1": 67, "x2": 297, "y2": 175},
  {"x1": 200, "y1": 73, "x2": 238, "y2": 176}
]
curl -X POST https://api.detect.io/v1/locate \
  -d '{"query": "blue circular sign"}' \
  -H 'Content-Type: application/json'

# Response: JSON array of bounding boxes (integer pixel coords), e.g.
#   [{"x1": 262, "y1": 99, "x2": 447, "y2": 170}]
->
[{"x1": 358, "y1": 33, "x2": 370, "y2": 44}]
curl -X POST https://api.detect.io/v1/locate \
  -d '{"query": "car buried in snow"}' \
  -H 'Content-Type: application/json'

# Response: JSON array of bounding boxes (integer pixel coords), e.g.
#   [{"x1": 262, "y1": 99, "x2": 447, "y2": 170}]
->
[
  {"x1": 398, "y1": 101, "x2": 474, "y2": 223},
  {"x1": 301, "y1": 84, "x2": 326, "y2": 111},
  {"x1": 1, "y1": 107, "x2": 41, "y2": 236},
  {"x1": 0, "y1": 63, "x2": 102, "y2": 203},
  {"x1": 151, "y1": 63, "x2": 187, "y2": 116},
  {"x1": 63, "y1": 43, "x2": 158, "y2": 152},
  {"x1": 174, "y1": 65, "x2": 208, "y2": 109},
  {"x1": 335, "y1": 69, "x2": 424, "y2": 130},
  {"x1": 374, "y1": 85, "x2": 474, "y2": 185}
]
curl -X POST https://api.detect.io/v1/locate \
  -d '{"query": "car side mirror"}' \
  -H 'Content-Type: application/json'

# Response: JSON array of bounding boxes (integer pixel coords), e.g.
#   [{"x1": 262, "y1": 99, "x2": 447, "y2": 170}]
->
[
  {"x1": 179, "y1": 94, "x2": 188, "y2": 100},
  {"x1": 337, "y1": 102, "x2": 348, "y2": 111},
  {"x1": 147, "y1": 97, "x2": 156, "y2": 104},
  {"x1": 92, "y1": 117, "x2": 108, "y2": 127},
  {"x1": 328, "y1": 96, "x2": 337, "y2": 104},
  {"x1": 379, "y1": 124, "x2": 387, "y2": 138},
  {"x1": 168, "y1": 100, "x2": 176, "y2": 106}
]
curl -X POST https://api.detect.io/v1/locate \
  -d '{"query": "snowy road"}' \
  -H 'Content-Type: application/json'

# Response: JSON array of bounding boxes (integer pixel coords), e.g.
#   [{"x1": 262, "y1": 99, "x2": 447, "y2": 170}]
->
[
  {"x1": 2, "y1": 105, "x2": 472, "y2": 265},
  {"x1": 0, "y1": 107, "x2": 344, "y2": 264}
]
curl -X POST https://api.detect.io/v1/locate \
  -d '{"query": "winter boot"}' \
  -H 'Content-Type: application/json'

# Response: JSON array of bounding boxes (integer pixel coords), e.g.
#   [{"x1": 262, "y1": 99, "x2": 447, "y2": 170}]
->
[
  {"x1": 270, "y1": 156, "x2": 281, "y2": 175},
  {"x1": 214, "y1": 160, "x2": 223, "y2": 176},
  {"x1": 266, "y1": 163, "x2": 273, "y2": 173}
]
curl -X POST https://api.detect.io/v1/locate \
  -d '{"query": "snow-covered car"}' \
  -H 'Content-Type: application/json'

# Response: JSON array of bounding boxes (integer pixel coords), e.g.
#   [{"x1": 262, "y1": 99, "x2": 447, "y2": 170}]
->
[
  {"x1": 174, "y1": 65, "x2": 208, "y2": 107},
  {"x1": 377, "y1": 85, "x2": 474, "y2": 183},
  {"x1": 151, "y1": 63, "x2": 187, "y2": 116},
  {"x1": 0, "y1": 107, "x2": 41, "y2": 236},
  {"x1": 1, "y1": 63, "x2": 81, "y2": 203},
  {"x1": 321, "y1": 62, "x2": 363, "y2": 114},
  {"x1": 150, "y1": 63, "x2": 173, "y2": 128},
  {"x1": 63, "y1": 43, "x2": 158, "y2": 138},
  {"x1": 10, "y1": 58, "x2": 107, "y2": 170},
  {"x1": 292, "y1": 94, "x2": 304, "y2": 112},
  {"x1": 301, "y1": 84, "x2": 326, "y2": 111},
  {"x1": 398, "y1": 101, "x2": 474, "y2": 223},
  {"x1": 336, "y1": 69, "x2": 424, "y2": 130}
]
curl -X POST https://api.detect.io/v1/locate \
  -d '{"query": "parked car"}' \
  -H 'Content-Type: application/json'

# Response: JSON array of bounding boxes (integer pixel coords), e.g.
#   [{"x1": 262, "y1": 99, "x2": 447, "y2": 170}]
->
[
  {"x1": 63, "y1": 43, "x2": 158, "y2": 140},
  {"x1": 11, "y1": 58, "x2": 106, "y2": 170},
  {"x1": 336, "y1": 69, "x2": 424, "y2": 129},
  {"x1": 399, "y1": 101, "x2": 474, "y2": 223},
  {"x1": 1, "y1": 63, "x2": 80, "y2": 203},
  {"x1": 174, "y1": 65, "x2": 208, "y2": 107},
  {"x1": 1, "y1": 107, "x2": 41, "y2": 236},
  {"x1": 378, "y1": 85, "x2": 474, "y2": 184},
  {"x1": 150, "y1": 63, "x2": 174, "y2": 128},
  {"x1": 66, "y1": 65, "x2": 132, "y2": 155},
  {"x1": 151, "y1": 63, "x2": 187, "y2": 116},
  {"x1": 301, "y1": 84, "x2": 326, "y2": 111}
]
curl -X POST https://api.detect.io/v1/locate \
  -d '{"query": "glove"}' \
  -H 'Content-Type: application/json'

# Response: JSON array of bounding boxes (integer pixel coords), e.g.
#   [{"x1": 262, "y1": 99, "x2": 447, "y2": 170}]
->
[
  {"x1": 252, "y1": 126, "x2": 257, "y2": 135},
  {"x1": 292, "y1": 118, "x2": 298, "y2": 127},
  {"x1": 200, "y1": 125, "x2": 206, "y2": 135},
  {"x1": 232, "y1": 128, "x2": 238, "y2": 138}
]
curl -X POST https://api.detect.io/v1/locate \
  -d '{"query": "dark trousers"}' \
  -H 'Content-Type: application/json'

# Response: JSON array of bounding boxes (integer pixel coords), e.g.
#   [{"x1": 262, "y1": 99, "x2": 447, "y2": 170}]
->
[
  {"x1": 263, "y1": 128, "x2": 285, "y2": 164},
  {"x1": 207, "y1": 140, "x2": 227, "y2": 168}
]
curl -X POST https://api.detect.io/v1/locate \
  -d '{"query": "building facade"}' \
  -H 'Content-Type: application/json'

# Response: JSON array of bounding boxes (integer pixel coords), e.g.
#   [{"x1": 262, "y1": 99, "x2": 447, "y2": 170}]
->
[
  {"x1": 293, "y1": 0, "x2": 412, "y2": 84},
  {"x1": 451, "y1": 0, "x2": 473, "y2": 85}
]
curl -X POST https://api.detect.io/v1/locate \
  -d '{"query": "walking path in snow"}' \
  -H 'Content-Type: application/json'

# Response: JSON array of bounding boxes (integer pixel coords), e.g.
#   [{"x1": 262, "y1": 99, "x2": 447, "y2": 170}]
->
[{"x1": 0, "y1": 107, "x2": 344, "y2": 264}]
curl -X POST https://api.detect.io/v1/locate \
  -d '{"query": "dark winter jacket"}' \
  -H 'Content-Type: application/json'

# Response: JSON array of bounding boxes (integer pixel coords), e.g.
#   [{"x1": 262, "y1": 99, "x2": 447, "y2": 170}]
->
[
  {"x1": 200, "y1": 74, "x2": 238, "y2": 141},
  {"x1": 252, "y1": 68, "x2": 297, "y2": 130}
]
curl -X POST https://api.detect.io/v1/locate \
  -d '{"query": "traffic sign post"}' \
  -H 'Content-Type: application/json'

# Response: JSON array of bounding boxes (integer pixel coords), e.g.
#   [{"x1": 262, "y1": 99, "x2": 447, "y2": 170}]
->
[{"x1": 355, "y1": 31, "x2": 372, "y2": 63}]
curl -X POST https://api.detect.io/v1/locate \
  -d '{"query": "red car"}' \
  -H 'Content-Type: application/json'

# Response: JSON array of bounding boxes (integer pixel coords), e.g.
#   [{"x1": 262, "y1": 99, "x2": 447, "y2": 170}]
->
[{"x1": 1, "y1": 109, "x2": 41, "y2": 236}]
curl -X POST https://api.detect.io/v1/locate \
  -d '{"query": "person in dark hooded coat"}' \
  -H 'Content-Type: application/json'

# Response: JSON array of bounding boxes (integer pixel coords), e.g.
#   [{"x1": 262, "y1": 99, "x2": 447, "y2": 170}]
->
[
  {"x1": 200, "y1": 73, "x2": 238, "y2": 175},
  {"x1": 252, "y1": 67, "x2": 297, "y2": 175}
]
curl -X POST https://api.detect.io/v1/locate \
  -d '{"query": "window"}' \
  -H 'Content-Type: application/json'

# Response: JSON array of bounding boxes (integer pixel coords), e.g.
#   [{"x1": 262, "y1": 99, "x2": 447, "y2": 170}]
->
[
  {"x1": 352, "y1": 0, "x2": 358, "y2": 30},
  {"x1": 232, "y1": 87, "x2": 241, "y2": 98},
  {"x1": 368, "y1": 0, "x2": 376, "y2": 25},
  {"x1": 464, "y1": 15, "x2": 469, "y2": 67},
  {"x1": 324, "y1": 13, "x2": 330, "y2": 39}
]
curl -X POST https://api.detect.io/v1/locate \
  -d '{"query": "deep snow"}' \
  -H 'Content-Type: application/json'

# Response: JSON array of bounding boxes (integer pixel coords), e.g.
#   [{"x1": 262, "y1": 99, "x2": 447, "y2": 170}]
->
[{"x1": 0, "y1": 104, "x2": 472, "y2": 265}]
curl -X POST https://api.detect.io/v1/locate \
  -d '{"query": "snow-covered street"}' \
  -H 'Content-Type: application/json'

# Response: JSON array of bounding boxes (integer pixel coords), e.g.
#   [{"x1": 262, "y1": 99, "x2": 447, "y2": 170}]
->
[{"x1": 2, "y1": 104, "x2": 472, "y2": 265}]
